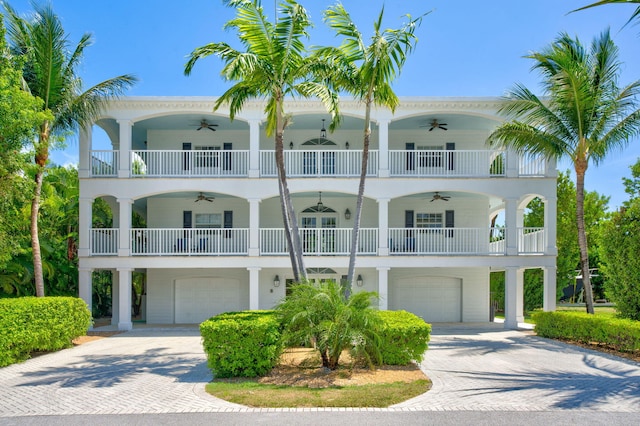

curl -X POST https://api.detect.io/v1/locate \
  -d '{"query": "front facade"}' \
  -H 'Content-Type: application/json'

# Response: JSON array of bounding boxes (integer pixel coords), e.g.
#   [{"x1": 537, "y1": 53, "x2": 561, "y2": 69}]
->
[{"x1": 77, "y1": 97, "x2": 557, "y2": 330}]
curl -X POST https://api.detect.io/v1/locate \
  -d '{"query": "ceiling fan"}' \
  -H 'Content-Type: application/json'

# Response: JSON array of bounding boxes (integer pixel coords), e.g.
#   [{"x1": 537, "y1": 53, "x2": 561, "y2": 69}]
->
[
  {"x1": 421, "y1": 119, "x2": 448, "y2": 131},
  {"x1": 430, "y1": 192, "x2": 451, "y2": 202},
  {"x1": 196, "y1": 119, "x2": 218, "y2": 131},
  {"x1": 195, "y1": 192, "x2": 215, "y2": 202}
]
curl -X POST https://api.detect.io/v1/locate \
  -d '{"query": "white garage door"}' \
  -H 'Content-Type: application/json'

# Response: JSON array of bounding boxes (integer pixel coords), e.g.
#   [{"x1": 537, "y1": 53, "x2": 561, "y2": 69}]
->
[
  {"x1": 175, "y1": 277, "x2": 241, "y2": 323},
  {"x1": 391, "y1": 277, "x2": 462, "y2": 322}
]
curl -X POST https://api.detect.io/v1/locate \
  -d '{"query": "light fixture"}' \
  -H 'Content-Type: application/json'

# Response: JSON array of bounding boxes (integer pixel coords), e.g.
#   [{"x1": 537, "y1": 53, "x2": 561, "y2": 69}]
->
[
  {"x1": 316, "y1": 191, "x2": 324, "y2": 210},
  {"x1": 344, "y1": 208, "x2": 351, "y2": 220},
  {"x1": 356, "y1": 275, "x2": 364, "y2": 287},
  {"x1": 345, "y1": 141, "x2": 349, "y2": 149},
  {"x1": 289, "y1": 141, "x2": 293, "y2": 150},
  {"x1": 273, "y1": 275, "x2": 280, "y2": 287},
  {"x1": 320, "y1": 119, "x2": 326, "y2": 138}
]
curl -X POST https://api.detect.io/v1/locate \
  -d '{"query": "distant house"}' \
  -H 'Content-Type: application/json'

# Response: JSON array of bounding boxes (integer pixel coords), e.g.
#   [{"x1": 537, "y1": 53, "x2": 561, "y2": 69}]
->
[{"x1": 77, "y1": 97, "x2": 557, "y2": 330}]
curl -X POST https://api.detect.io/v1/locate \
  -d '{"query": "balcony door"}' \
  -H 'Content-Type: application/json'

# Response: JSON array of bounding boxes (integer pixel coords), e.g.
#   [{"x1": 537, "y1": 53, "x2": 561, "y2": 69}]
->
[{"x1": 301, "y1": 215, "x2": 337, "y2": 254}]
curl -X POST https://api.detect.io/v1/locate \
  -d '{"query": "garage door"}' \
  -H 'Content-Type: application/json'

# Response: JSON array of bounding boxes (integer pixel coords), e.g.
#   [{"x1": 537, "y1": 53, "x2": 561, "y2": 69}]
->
[
  {"x1": 175, "y1": 277, "x2": 241, "y2": 323},
  {"x1": 391, "y1": 277, "x2": 462, "y2": 322}
]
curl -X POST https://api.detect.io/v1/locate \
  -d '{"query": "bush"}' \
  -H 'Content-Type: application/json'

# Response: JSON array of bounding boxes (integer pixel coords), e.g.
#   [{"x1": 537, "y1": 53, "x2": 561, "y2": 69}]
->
[
  {"x1": 376, "y1": 310, "x2": 431, "y2": 365},
  {"x1": 200, "y1": 310, "x2": 283, "y2": 378},
  {"x1": 0, "y1": 296, "x2": 92, "y2": 367},
  {"x1": 533, "y1": 311, "x2": 640, "y2": 353}
]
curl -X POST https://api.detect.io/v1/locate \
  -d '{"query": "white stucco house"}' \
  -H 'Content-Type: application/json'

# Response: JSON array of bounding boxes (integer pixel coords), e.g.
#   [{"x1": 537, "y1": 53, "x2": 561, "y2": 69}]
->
[{"x1": 77, "y1": 96, "x2": 557, "y2": 330}]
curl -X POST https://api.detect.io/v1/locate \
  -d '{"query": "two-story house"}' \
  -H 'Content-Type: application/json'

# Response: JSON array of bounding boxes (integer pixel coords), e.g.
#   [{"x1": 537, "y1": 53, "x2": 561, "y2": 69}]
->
[{"x1": 77, "y1": 96, "x2": 557, "y2": 330}]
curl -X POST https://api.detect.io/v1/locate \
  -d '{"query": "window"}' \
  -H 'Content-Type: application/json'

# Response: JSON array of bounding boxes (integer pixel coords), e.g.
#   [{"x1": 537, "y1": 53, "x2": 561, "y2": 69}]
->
[
  {"x1": 416, "y1": 213, "x2": 443, "y2": 229},
  {"x1": 195, "y1": 213, "x2": 222, "y2": 228},
  {"x1": 418, "y1": 145, "x2": 442, "y2": 167},
  {"x1": 194, "y1": 145, "x2": 219, "y2": 167}
]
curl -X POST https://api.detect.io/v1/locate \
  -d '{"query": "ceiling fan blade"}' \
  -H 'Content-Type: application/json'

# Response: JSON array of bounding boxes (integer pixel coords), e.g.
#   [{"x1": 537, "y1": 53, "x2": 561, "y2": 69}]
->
[
  {"x1": 197, "y1": 127, "x2": 202, "y2": 131},
  {"x1": 208, "y1": 127, "x2": 216, "y2": 131},
  {"x1": 207, "y1": 198, "x2": 214, "y2": 202},
  {"x1": 428, "y1": 127, "x2": 434, "y2": 131}
]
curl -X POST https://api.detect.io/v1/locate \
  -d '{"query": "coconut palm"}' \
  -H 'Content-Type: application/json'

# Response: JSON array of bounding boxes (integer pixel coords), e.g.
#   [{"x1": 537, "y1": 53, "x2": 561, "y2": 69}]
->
[
  {"x1": 487, "y1": 30, "x2": 640, "y2": 314},
  {"x1": 184, "y1": 0, "x2": 340, "y2": 281},
  {"x1": 3, "y1": 2, "x2": 137, "y2": 297},
  {"x1": 572, "y1": 1, "x2": 640, "y2": 29},
  {"x1": 317, "y1": 3, "x2": 425, "y2": 294}
]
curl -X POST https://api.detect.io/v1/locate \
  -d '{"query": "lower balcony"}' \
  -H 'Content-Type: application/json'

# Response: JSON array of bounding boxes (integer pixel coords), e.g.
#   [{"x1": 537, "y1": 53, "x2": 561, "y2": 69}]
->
[{"x1": 89, "y1": 227, "x2": 546, "y2": 257}]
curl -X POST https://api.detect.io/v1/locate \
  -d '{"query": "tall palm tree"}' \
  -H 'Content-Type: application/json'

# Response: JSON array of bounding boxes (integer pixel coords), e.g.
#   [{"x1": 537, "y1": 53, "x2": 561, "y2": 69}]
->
[
  {"x1": 487, "y1": 30, "x2": 640, "y2": 314},
  {"x1": 572, "y1": 1, "x2": 640, "y2": 29},
  {"x1": 184, "y1": 0, "x2": 340, "y2": 281},
  {"x1": 3, "y1": 1, "x2": 137, "y2": 297},
  {"x1": 318, "y1": 3, "x2": 426, "y2": 294}
]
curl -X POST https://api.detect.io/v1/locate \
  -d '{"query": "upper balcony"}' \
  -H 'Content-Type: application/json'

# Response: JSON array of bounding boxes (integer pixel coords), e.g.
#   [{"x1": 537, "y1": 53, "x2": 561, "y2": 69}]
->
[{"x1": 89, "y1": 148, "x2": 548, "y2": 179}]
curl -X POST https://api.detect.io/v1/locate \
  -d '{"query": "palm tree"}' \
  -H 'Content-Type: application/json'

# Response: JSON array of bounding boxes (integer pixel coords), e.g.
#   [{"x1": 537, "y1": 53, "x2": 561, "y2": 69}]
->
[
  {"x1": 317, "y1": 4, "x2": 426, "y2": 294},
  {"x1": 3, "y1": 2, "x2": 137, "y2": 297},
  {"x1": 184, "y1": 0, "x2": 340, "y2": 281},
  {"x1": 571, "y1": 1, "x2": 640, "y2": 29},
  {"x1": 487, "y1": 30, "x2": 640, "y2": 314}
]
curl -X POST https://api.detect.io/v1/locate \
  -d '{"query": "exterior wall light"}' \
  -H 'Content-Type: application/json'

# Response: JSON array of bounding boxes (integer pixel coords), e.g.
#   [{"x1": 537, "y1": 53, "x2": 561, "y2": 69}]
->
[
  {"x1": 289, "y1": 141, "x2": 294, "y2": 150},
  {"x1": 273, "y1": 275, "x2": 280, "y2": 287},
  {"x1": 345, "y1": 208, "x2": 351, "y2": 220},
  {"x1": 345, "y1": 141, "x2": 350, "y2": 149},
  {"x1": 356, "y1": 274, "x2": 364, "y2": 287}
]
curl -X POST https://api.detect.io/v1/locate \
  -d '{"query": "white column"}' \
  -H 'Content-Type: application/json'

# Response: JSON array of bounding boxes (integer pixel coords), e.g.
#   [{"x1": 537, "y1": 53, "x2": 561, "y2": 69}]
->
[
  {"x1": 117, "y1": 119, "x2": 132, "y2": 178},
  {"x1": 544, "y1": 196, "x2": 558, "y2": 255},
  {"x1": 117, "y1": 198, "x2": 132, "y2": 257},
  {"x1": 377, "y1": 119, "x2": 390, "y2": 178},
  {"x1": 249, "y1": 119, "x2": 261, "y2": 178},
  {"x1": 504, "y1": 197, "x2": 518, "y2": 256},
  {"x1": 78, "y1": 267, "x2": 93, "y2": 325},
  {"x1": 546, "y1": 156, "x2": 558, "y2": 177},
  {"x1": 506, "y1": 148, "x2": 519, "y2": 177},
  {"x1": 504, "y1": 266, "x2": 519, "y2": 329},
  {"x1": 78, "y1": 197, "x2": 93, "y2": 257},
  {"x1": 248, "y1": 198, "x2": 260, "y2": 256},
  {"x1": 111, "y1": 270, "x2": 119, "y2": 326},
  {"x1": 516, "y1": 268, "x2": 524, "y2": 323},
  {"x1": 248, "y1": 267, "x2": 261, "y2": 310},
  {"x1": 377, "y1": 198, "x2": 390, "y2": 256},
  {"x1": 117, "y1": 267, "x2": 133, "y2": 330},
  {"x1": 79, "y1": 125, "x2": 92, "y2": 178},
  {"x1": 377, "y1": 267, "x2": 390, "y2": 310},
  {"x1": 543, "y1": 266, "x2": 557, "y2": 312}
]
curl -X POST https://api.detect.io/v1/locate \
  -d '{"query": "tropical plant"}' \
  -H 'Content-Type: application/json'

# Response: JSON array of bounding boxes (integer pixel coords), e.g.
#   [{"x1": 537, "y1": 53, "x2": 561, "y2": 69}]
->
[
  {"x1": 184, "y1": 0, "x2": 340, "y2": 281},
  {"x1": 487, "y1": 30, "x2": 640, "y2": 314},
  {"x1": 571, "y1": 1, "x2": 640, "y2": 29},
  {"x1": 277, "y1": 280, "x2": 381, "y2": 370},
  {"x1": 3, "y1": 1, "x2": 137, "y2": 296},
  {"x1": 317, "y1": 4, "x2": 425, "y2": 293}
]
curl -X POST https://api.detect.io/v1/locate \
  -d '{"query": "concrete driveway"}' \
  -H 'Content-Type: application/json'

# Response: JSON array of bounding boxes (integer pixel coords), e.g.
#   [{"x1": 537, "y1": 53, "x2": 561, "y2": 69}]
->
[{"x1": 0, "y1": 324, "x2": 638, "y2": 418}]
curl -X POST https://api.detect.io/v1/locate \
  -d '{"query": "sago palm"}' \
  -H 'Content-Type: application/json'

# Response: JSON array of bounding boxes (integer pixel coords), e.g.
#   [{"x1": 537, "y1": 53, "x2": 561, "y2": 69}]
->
[
  {"x1": 317, "y1": 3, "x2": 426, "y2": 293},
  {"x1": 487, "y1": 30, "x2": 640, "y2": 314},
  {"x1": 3, "y1": 1, "x2": 137, "y2": 296},
  {"x1": 184, "y1": 0, "x2": 340, "y2": 281}
]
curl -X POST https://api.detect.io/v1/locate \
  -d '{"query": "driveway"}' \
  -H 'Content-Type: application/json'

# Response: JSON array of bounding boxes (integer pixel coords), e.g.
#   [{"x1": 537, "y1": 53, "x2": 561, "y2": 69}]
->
[{"x1": 0, "y1": 324, "x2": 638, "y2": 418}]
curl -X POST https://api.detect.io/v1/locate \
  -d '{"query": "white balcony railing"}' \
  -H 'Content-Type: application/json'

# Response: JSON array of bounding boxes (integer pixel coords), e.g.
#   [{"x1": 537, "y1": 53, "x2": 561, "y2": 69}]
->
[
  {"x1": 389, "y1": 150, "x2": 506, "y2": 177},
  {"x1": 519, "y1": 154, "x2": 547, "y2": 176},
  {"x1": 91, "y1": 228, "x2": 119, "y2": 255},
  {"x1": 260, "y1": 228, "x2": 378, "y2": 255},
  {"x1": 91, "y1": 151, "x2": 118, "y2": 177},
  {"x1": 260, "y1": 150, "x2": 378, "y2": 177},
  {"x1": 389, "y1": 227, "x2": 508, "y2": 255},
  {"x1": 130, "y1": 228, "x2": 249, "y2": 255},
  {"x1": 130, "y1": 150, "x2": 249, "y2": 177},
  {"x1": 518, "y1": 227, "x2": 546, "y2": 253}
]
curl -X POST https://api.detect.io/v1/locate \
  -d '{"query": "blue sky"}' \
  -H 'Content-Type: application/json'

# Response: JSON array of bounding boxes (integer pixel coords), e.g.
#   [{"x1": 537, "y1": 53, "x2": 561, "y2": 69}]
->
[{"x1": 5, "y1": 0, "x2": 640, "y2": 209}]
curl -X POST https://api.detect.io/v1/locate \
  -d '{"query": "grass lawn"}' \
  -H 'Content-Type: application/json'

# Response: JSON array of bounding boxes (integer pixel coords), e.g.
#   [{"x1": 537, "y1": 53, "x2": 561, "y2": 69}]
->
[{"x1": 205, "y1": 379, "x2": 431, "y2": 408}]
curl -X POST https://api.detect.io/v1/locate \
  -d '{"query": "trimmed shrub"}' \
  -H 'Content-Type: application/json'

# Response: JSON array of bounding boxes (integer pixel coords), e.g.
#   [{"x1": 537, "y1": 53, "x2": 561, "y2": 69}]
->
[
  {"x1": 376, "y1": 310, "x2": 431, "y2": 365},
  {"x1": 0, "y1": 297, "x2": 92, "y2": 367},
  {"x1": 200, "y1": 310, "x2": 283, "y2": 378},
  {"x1": 533, "y1": 311, "x2": 640, "y2": 353}
]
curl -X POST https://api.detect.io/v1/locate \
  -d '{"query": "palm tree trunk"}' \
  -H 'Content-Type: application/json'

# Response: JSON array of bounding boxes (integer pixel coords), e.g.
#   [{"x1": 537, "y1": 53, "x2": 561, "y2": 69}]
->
[
  {"x1": 31, "y1": 166, "x2": 45, "y2": 297},
  {"x1": 277, "y1": 176, "x2": 299, "y2": 281},
  {"x1": 575, "y1": 165, "x2": 595, "y2": 314}
]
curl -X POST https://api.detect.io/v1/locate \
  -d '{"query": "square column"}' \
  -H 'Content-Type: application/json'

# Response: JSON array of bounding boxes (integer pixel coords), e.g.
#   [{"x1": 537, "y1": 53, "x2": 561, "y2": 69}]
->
[
  {"x1": 78, "y1": 267, "x2": 93, "y2": 325},
  {"x1": 544, "y1": 196, "x2": 558, "y2": 255},
  {"x1": 117, "y1": 119, "x2": 132, "y2": 178},
  {"x1": 111, "y1": 270, "x2": 119, "y2": 326},
  {"x1": 79, "y1": 125, "x2": 91, "y2": 178},
  {"x1": 117, "y1": 198, "x2": 132, "y2": 257},
  {"x1": 504, "y1": 266, "x2": 523, "y2": 329},
  {"x1": 248, "y1": 198, "x2": 260, "y2": 256},
  {"x1": 377, "y1": 198, "x2": 390, "y2": 256},
  {"x1": 249, "y1": 120, "x2": 261, "y2": 178},
  {"x1": 377, "y1": 119, "x2": 390, "y2": 177},
  {"x1": 78, "y1": 197, "x2": 93, "y2": 257},
  {"x1": 543, "y1": 266, "x2": 557, "y2": 312},
  {"x1": 248, "y1": 267, "x2": 261, "y2": 310},
  {"x1": 377, "y1": 267, "x2": 390, "y2": 310},
  {"x1": 504, "y1": 198, "x2": 518, "y2": 256},
  {"x1": 516, "y1": 269, "x2": 524, "y2": 323},
  {"x1": 117, "y1": 267, "x2": 133, "y2": 331}
]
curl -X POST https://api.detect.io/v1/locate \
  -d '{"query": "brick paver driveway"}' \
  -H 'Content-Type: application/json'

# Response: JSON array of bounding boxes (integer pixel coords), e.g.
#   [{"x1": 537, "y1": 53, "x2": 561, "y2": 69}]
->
[{"x1": 0, "y1": 324, "x2": 638, "y2": 417}]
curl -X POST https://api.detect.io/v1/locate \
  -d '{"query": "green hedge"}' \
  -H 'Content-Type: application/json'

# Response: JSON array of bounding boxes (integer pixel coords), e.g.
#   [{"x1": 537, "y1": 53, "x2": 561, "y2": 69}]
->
[
  {"x1": 376, "y1": 310, "x2": 431, "y2": 365},
  {"x1": 533, "y1": 311, "x2": 640, "y2": 353},
  {"x1": 200, "y1": 310, "x2": 283, "y2": 378},
  {"x1": 0, "y1": 297, "x2": 92, "y2": 367}
]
